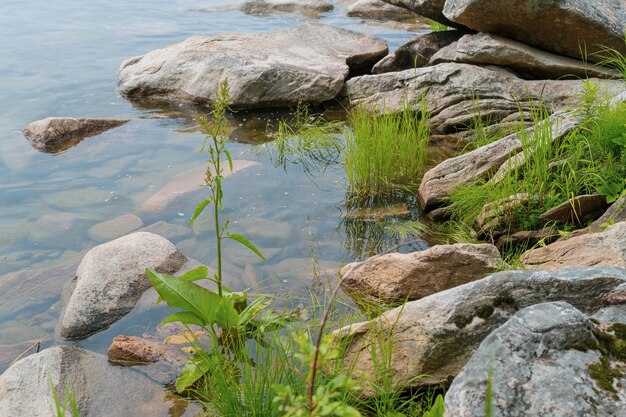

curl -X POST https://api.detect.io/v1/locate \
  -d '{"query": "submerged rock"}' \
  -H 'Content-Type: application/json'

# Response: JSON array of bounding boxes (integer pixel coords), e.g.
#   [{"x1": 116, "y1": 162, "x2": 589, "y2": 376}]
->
[
  {"x1": 87, "y1": 213, "x2": 144, "y2": 242},
  {"x1": 0, "y1": 345, "x2": 201, "y2": 417},
  {"x1": 240, "y1": 0, "x2": 333, "y2": 14},
  {"x1": 444, "y1": 302, "x2": 626, "y2": 417},
  {"x1": 347, "y1": 0, "x2": 417, "y2": 21},
  {"x1": 23, "y1": 117, "x2": 129, "y2": 153},
  {"x1": 372, "y1": 30, "x2": 463, "y2": 74},
  {"x1": 118, "y1": 23, "x2": 387, "y2": 109},
  {"x1": 335, "y1": 267, "x2": 626, "y2": 392},
  {"x1": 430, "y1": 33, "x2": 621, "y2": 80},
  {"x1": 521, "y1": 221, "x2": 626, "y2": 270},
  {"x1": 60, "y1": 232, "x2": 187, "y2": 339},
  {"x1": 138, "y1": 160, "x2": 260, "y2": 214},
  {"x1": 340, "y1": 243, "x2": 504, "y2": 303},
  {"x1": 442, "y1": 0, "x2": 626, "y2": 62}
]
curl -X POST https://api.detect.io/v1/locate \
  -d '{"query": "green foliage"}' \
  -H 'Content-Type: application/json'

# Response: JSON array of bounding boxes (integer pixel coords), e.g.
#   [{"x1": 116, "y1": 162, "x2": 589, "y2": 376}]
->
[
  {"x1": 421, "y1": 395, "x2": 444, "y2": 417},
  {"x1": 446, "y1": 88, "x2": 625, "y2": 254},
  {"x1": 50, "y1": 378, "x2": 80, "y2": 417},
  {"x1": 593, "y1": 33, "x2": 626, "y2": 81},
  {"x1": 273, "y1": 332, "x2": 362, "y2": 417},
  {"x1": 345, "y1": 99, "x2": 429, "y2": 198},
  {"x1": 428, "y1": 20, "x2": 449, "y2": 32}
]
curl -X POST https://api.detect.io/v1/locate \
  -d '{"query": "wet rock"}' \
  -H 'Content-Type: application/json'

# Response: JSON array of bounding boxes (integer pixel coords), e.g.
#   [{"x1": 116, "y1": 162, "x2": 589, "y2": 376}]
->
[
  {"x1": 372, "y1": 30, "x2": 464, "y2": 74},
  {"x1": 380, "y1": 0, "x2": 459, "y2": 28},
  {"x1": 23, "y1": 117, "x2": 129, "y2": 153},
  {"x1": 341, "y1": 63, "x2": 622, "y2": 136},
  {"x1": 60, "y1": 232, "x2": 187, "y2": 339},
  {"x1": 347, "y1": 0, "x2": 417, "y2": 21},
  {"x1": 240, "y1": 0, "x2": 333, "y2": 15},
  {"x1": 495, "y1": 228, "x2": 560, "y2": 251},
  {"x1": 521, "y1": 221, "x2": 626, "y2": 270},
  {"x1": 417, "y1": 111, "x2": 581, "y2": 211},
  {"x1": 108, "y1": 335, "x2": 187, "y2": 384},
  {"x1": 236, "y1": 217, "x2": 293, "y2": 242},
  {"x1": 0, "y1": 345, "x2": 201, "y2": 417},
  {"x1": 589, "y1": 194, "x2": 626, "y2": 233},
  {"x1": 539, "y1": 194, "x2": 608, "y2": 225},
  {"x1": 340, "y1": 243, "x2": 504, "y2": 303},
  {"x1": 442, "y1": 0, "x2": 626, "y2": 62},
  {"x1": 29, "y1": 212, "x2": 91, "y2": 248},
  {"x1": 430, "y1": 33, "x2": 620, "y2": 80},
  {"x1": 118, "y1": 23, "x2": 388, "y2": 109},
  {"x1": 425, "y1": 205, "x2": 451, "y2": 221},
  {"x1": 444, "y1": 302, "x2": 626, "y2": 417},
  {"x1": 138, "y1": 160, "x2": 260, "y2": 214},
  {"x1": 335, "y1": 267, "x2": 626, "y2": 392},
  {"x1": 87, "y1": 213, "x2": 144, "y2": 242}
]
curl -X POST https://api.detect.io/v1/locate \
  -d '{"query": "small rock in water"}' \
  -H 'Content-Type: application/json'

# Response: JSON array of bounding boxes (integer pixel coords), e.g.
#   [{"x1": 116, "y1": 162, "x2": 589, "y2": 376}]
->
[
  {"x1": 87, "y1": 213, "x2": 144, "y2": 242},
  {"x1": 22, "y1": 117, "x2": 129, "y2": 153}
]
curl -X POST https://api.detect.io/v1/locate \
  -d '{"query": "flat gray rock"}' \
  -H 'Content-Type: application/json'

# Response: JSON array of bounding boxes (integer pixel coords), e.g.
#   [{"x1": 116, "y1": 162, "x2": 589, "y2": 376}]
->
[
  {"x1": 380, "y1": 0, "x2": 460, "y2": 28},
  {"x1": 341, "y1": 63, "x2": 623, "y2": 136},
  {"x1": 430, "y1": 33, "x2": 621, "y2": 79},
  {"x1": 445, "y1": 302, "x2": 626, "y2": 417},
  {"x1": 240, "y1": 0, "x2": 333, "y2": 15},
  {"x1": 60, "y1": 232, "x2": 187, "y2": 339},
  {"x1": 23, "y1": 117, "x2": 129, "y2": 153},
  {"x1": 372, "y1": 30, "x2": 463, "y2": 74},
  {"x1": 335, "y1": 267, "x2": 626, "y2": 392},
  {"x1": 442, "y1": 0, "x2": 626, "y2": 61},
  {"x1": 0, "y1": 345, "x2": 201, "y2": 417},
  {"x1": 118, "y1": 23, "x2": 388, "y2": 109}
]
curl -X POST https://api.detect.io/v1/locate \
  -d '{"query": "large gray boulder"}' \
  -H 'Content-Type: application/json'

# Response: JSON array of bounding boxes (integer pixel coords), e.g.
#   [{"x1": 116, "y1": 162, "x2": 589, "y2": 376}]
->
[
  {"x1": 60, "y1": 232, "x2": 187, "y2": 339},
  {"x1": 590, "y1": 194, "x2": 626, "y2": 233},
  {"x1": 23, "y1": 117, "x2": 129, "y2": 153},
  {"x1": 118, "y1": 23, "x2": 388, "y2": 109},
  {"x1": 372, "y1": 30, "x2": 464, "y2": 74},
  {"x1": 521, "y1": 221, "x2": 626, "y2": 270},
  {"x1": 444, "y1": 302, "x2": 626, "y2": 417},
  {"x1": 335, "y1": 267, "x2": 626, "y2": 391},
  {"x1": 341, "y1": 63, "x2": 623, "y2": 135},
  {"x1": 0, "y1": 345, "x2": 201, "y2": 417},
  {"x1": 340, "y1": 243, "x2": 504, "y2": 303},
  {"x1": 417, "y1": 111, "x2": 581, "y2": 211},
  {"x1": 442, "y1": 0, "x2": 626, "y2": 62},
  {"x1": 430, "y1": 33, "x2": 621, "y2": 80}
]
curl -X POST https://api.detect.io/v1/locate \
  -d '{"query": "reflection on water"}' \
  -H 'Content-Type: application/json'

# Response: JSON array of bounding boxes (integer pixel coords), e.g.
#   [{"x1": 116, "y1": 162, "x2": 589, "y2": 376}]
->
[{"x1": 0, "y1": 0, "x2": 452, "y2": 358}]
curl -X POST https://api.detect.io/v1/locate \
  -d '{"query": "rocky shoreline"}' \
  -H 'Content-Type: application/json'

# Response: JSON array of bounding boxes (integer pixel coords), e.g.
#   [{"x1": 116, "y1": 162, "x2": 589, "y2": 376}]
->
[{"x1": 3, "y1": 0, "x2": 626, "y2": 416}]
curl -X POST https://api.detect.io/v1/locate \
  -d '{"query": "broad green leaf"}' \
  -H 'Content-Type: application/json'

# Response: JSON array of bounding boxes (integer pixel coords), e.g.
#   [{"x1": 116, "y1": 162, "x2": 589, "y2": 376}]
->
[
  {"x1": 223, "y1": 148, "x2": 234, "y2": 172},
  {"x1": 176, "y1": 352, "x2": 210, "y2": 392},
  {"x1": 227, "y1": 233, "x2": 267, "y2": 261},
  {"x1": 238, "y1": 296, "x2": 270, "y2": 325},
  {"x1": 161, "y1": 311, "x2": 206, "y2": 327},
  {"x1": 179, "y1": 266, "x2": 209, "y2": 282},
  {"x1": 214, "y1": 297, "x2": 240, "y2": 329},
  {"x1": 147, "y1": 269, "x2": 221, "y2": 323},
  {"x1": 189, "y1": 198, "x2": 210, "y2": 225}
]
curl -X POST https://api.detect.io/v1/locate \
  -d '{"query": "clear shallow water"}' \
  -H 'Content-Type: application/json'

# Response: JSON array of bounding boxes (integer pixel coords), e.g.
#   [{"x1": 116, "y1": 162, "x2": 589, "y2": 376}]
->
[{"x1": 0, "y1": 0, "x2": 446, "y2": 359}]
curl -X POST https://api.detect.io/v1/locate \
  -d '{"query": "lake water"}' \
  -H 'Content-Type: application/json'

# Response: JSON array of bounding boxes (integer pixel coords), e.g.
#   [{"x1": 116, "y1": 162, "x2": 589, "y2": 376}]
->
[{"x1": 0, "y1": 0, "x2": 454, "y2": 362}]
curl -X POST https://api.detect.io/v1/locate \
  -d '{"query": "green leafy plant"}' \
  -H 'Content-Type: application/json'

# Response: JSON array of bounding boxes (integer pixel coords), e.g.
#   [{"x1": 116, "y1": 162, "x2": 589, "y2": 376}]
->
[
  {"x1": 421, "y1": 395, "x2": 444, "y2": 417},
  {"x1": 428, "y1": 20, "x2": 449, "y2": 32}
]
